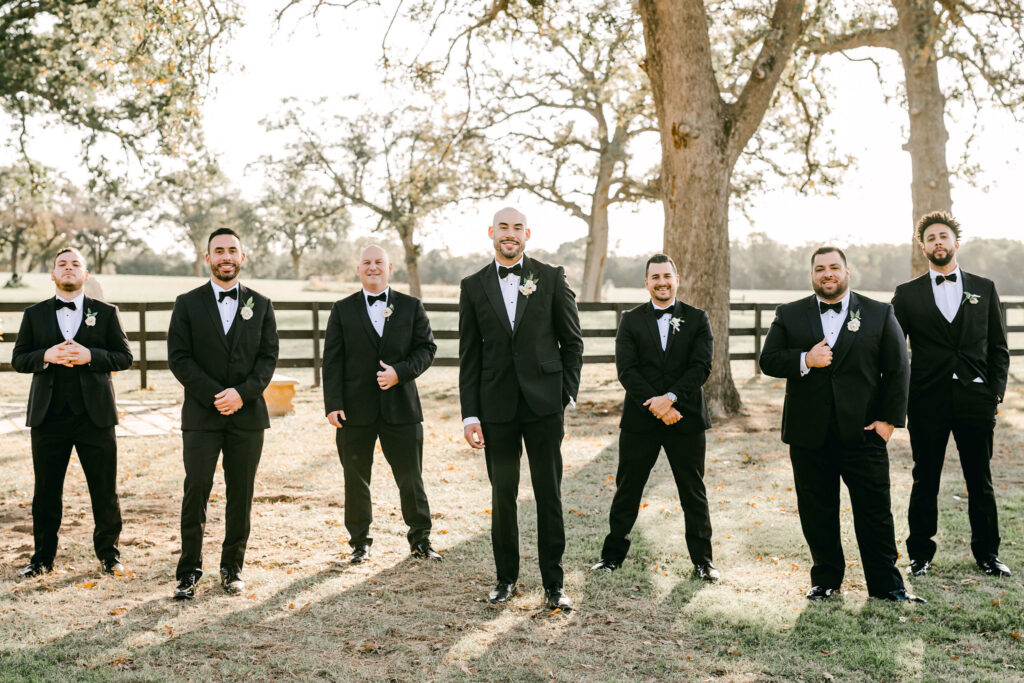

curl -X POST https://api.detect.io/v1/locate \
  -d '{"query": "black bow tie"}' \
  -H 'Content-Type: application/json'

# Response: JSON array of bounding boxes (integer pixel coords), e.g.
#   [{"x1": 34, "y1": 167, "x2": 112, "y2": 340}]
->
[
  {"x1": 819, "y1": 301, "x2": 842, "y2": 315},
  {"x1": 367, "y1": 293, "x2": 387, "y2": 305},
  {"x1": 55, "y1": 299, "x2": 76, "y2": 311},
  {"x1": 218, "y1": 289, "x2": 238, "y2": 302},
  {"x1": 935, "y1": 273, "x2": 957, "y2": 285},
  {"x1": 654, "y1": 307, "x2": 674, "y2": 318},
  {"x1": 498, "y1": 264, "x2": 522, "y2": 279}
]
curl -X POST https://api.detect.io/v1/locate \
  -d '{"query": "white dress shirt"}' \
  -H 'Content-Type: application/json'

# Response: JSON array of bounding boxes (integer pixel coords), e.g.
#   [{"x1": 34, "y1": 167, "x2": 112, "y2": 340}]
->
[
  {"x1": 800, "y1": 291, "x2": 850, "y2": 376},
  {"x1": 653, "y1": 301, "x2": 673, "y2": 351},
  {"x1": 363, "y1": 287, "x2": 391, "y2": 337},
  {"x1": 496, "y1": 257, "x2": 524, "y2": 329},
  {"x1": 55, "y1": 292, "x2": 85, "y2": 340},
  {"x1": 930, "y1": 266, "x2": 963, "y2": 323},
  {"x1": 211, "y1": 281, "x2": 239, "y2": 334}
]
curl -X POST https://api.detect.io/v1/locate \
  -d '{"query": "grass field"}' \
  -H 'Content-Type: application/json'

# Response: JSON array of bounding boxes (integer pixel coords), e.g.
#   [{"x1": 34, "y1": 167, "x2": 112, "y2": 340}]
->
[{"x1": 1, "y1": 359, "x2": 1022, "y2": 681}]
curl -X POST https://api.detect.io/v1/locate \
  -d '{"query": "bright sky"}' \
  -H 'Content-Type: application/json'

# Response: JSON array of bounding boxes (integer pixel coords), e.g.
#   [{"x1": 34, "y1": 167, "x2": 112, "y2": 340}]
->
[{"x1": 5, "y1": 2, "x2": 1023, "y2": 257}]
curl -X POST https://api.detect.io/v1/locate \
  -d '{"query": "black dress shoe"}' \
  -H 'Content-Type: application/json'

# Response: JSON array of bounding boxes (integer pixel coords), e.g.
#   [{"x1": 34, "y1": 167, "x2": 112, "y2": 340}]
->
[
  {"x1": 878, "y1": 588, "x2": 927, "y2": 603},
  {"x1": 806, "y1": 585, "x2": 840, "y2": 600},
  {"x1": 907, "y1": 559, "x2": 930, "y2": 577},
  {"x1": 978, "y1": 557, "x2": 1012, "y2": 577},
  {"x1": 411, "y1": 541, "x2": 443, "y2": 561},
  {"x1": 544, "y1": 587, "x2": 572, "y2": 612},
  {"x1": 16, "y1": 562, "x2": 52, "y2": 579},
  {"x1": 488, "y1": 581, "x2": 517, "y2": 604},
  {"x1": 174, "y1": 571, "x2": 201, "y2": 600},
  {"x1": 350, "y1": 545, "x2": 370, "y2": 564},
  {"x1": 101, "y1": 558, "x2": 125, "y2": 575},
  {"x1": 590, "y1": 559, "x2": 621, "y2": 573},
  {"x1": 695, "y1": 563, "x2": 721, "y2": 582},
  {"x1": 220, "y1": 567, "x2": 245, "y2": 594}
]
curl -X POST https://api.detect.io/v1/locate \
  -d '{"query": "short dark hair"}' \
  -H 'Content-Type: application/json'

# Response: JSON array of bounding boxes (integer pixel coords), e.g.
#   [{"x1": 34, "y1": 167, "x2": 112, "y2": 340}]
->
[
  {"x1": 53, "y1": 247, "x2": 85, "y2": 267},
  {"x1": 810, "y1": 246, "x2": 847, "y2": 267},
  {"x1": 207, "y1": 227, "x2": 242, "y2": 250},
  {"x1": 916, "y1": 211, "x2": 961, "y2": 244},
  {"x1": 645, "y1": 253, "x2": 677, "y2": 276}
]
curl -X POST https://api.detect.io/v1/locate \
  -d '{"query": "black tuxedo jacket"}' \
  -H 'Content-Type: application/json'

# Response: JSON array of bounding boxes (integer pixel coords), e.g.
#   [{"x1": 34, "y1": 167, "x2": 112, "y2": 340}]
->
[
  {"x1": 892, "y1": 271, "x2": 1009, "y2": 402},
  {"x1": 12, "y1": 297, "x2": 132, "y2": 428},
  {"x1": 616, "y1": 300, "x2": 713, "y2": 434},
  {"x1": 759, "y1": 292, "x2": 909, "y2": 449},
  {"x1": 458, "y1": 255, "x2": 584, "y2": 422},
  {"x1": 167, "y1": 283, "x2": 279, "y2": 431},
  {"x1": 321, "y1": 289, "x2": 436, "y2": 426}
]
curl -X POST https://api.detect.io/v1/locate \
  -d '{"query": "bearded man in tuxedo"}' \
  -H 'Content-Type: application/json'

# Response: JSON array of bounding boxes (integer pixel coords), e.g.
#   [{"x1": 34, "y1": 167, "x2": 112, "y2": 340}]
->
[
  {"x1": 459, "y1": 207, "x2": 584, "y2": 611},
  {"x1": 12, "y1": 247, "x2": 132, "y2": 579},
  {"x1": 167, "y1": 228, "x2": 279, "y2": 599},
  {"x1": 893, "y1": 212, "x2": 1011, "y2": 578},
  {"x1": 760, "y1": 247, "x2": 921, "y2": 602},
  {"x1": 322, "y1": 245, "x2": 440, "y2": 564}
]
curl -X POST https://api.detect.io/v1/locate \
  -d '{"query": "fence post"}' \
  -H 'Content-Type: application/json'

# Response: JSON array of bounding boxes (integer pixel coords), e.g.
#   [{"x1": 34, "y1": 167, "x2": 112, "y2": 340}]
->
[
  {"x1": 312, "y1": 302, "x2": 321, "y2": 388},
  {"x1": 753, "y1": 304, "x2": 762, "y2": 376},
  {"x1": 138, "y1": 302, "x2": 148, "y2": 389}
]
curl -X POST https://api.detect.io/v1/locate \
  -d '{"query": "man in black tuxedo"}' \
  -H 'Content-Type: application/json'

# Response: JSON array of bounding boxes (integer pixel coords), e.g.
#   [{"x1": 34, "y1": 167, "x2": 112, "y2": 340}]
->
[
  {"x1": 11, "y1": 247, "x2": 132, "y2": 579},
  {"x1": 893, "y1": 211, "x2": 1011, "y2": 578},
  {"x1": 167, "y1": 228, "x2": 279, "y2": 598},
  {"x1": 459, "y1": 207, "x2": 584, "y2": 610},
  {"x1": 322, "y1": 245, "x2": 440, "y2": 564},
  {"x1": 760, "y1": 247, "x2": 920, "y2": 602},
  {"x1": 591, "y1": 254, "x2": 719, "y2": 581}
]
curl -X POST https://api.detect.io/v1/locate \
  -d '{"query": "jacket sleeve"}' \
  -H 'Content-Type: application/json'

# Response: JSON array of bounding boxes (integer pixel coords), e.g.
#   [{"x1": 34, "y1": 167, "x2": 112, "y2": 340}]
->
[
  {"x1": 458, "y1": 281, "x2": 482, "y2": 420},
  {"x1": 878, "y1": 303, "x2": 910, "y2": 427},
  {"x1": 394, "y1": 298, "x2": 437, "y2": 385},
  {"x1": 11, "y1": 308, "x2": 46, "y2": 373},
  {"x1": 234, "y1": 299, "x2": 279, "y2": 404},
  {"x1": 167, "y1": 296, "x2": 224, "y2": 407},
  {"x1": 669, "y1": 309, "x2": 713, "y2": 399},
  {"x1": 321, "y1": 302, "x2": 346, "y2": 414},
  {"x1": 758, "y1": 306, "x2": 804, "y2": 379},
  {"x1": 986, "y1": 281, "x2": 1010, "y2": 401},
  {"x1": 86, "y1": 305, "x2": 133, "y2": 372},
  {"x1": 552, "y1": 266, "x2": 584, "y2": 405},
  {"x1": 615, "y1": 313, "x2": 660, "y2": 404},
  {"x1": 891, "y1": 286, "x2": 910, "y2": 340}
]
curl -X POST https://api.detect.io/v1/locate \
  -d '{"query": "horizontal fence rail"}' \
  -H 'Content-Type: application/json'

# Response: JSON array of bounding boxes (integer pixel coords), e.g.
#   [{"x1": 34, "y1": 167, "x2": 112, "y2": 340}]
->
[{"x1": 2, "y1": 300, "x2": 1023, "y2": 389}]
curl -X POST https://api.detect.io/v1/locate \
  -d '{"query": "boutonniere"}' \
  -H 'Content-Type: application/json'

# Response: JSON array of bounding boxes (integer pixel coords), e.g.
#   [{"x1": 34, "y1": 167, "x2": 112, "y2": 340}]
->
[
  {"x1": 519, "y1": 273, "x2": 539, "y2": 297},
  {"x1": 669, "y1": 316, "x2": 684, "y2": 333},
  {"x1": 382, "y1": 303, "x2": 395, "y2": 320},
  {"x1": 846, "y1": 309, "x2": 861, "y2": 332},
  {"x1": 84, "y1": 308, "x2": 98, "y2": 327},
  {"x1": 240, "y1": 296, "x2": 255, "y2": 320},
  {"x1": 963, "y1": 291, "x2": 981, "y2": 305}
]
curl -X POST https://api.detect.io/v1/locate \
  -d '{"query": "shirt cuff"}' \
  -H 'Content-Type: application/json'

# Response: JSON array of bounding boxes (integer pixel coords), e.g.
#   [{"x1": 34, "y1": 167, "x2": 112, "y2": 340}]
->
[
  {"x1": 463, "y1": 416, "x2": 481, "y2": 427},
  {"x1": 799, "y1": 352, "x2": 810, "y2": 376},
  {"x1": 567, "y1": 397, "x2": 576, "y2": 410}
]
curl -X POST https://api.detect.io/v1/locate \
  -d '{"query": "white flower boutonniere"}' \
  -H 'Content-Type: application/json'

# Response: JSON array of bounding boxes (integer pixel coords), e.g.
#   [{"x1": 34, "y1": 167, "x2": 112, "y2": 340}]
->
[
  {"x1": 963, "y1": 291, "x2": 981, "y2": 305},
  {"x1": 519, "y1": 273, "x2": 539, "y2": 297},
  {"x1": 382, "y1": 303, "x2": 395, "y2": 320},
  {"x1": 240, "y1": 297, "x2": 255, "y2": 320},
  {"x1": 669, "y1": 316, "x2": 684, "y2": 333},
  {"x1": 84, "y1": 308, "x2": 98, "y2": 327},
  {"x1": 846, "y1": 309, "x2": 861, "y2": 332}
]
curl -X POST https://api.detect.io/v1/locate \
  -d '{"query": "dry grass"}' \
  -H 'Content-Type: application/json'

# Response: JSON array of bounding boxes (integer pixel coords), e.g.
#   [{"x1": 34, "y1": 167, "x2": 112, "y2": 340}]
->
[{"x1": 1, "y1": 362, "x2": 1023, "y2": 681}]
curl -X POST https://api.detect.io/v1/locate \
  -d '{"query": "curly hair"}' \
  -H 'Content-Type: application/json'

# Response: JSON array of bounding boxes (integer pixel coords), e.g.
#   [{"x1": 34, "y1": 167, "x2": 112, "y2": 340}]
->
[{"x1": 916, "y1": 211, "x2": 961, "y2": 244}]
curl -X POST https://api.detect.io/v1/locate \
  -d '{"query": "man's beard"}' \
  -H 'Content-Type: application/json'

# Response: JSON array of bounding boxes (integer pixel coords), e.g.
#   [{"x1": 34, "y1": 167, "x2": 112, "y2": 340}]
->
[
  {"x1": 651, "y1": 286, "x2": 674, "y2": 302},
  {"x1": 496, "y1": 240, "x2": 524, "y2": 260},
  {"x1": 812, "y1": 278, "x2": 848, "y2": 301},
  {"x1": 927, "y1": 248, "x2": 954, "y2": 267},
  {"x1": 211, "y1": 261, "x2": 240, "y2": 283},
  {"x1": 57, "y1": 278, "x2": 82, "y2": 292}
]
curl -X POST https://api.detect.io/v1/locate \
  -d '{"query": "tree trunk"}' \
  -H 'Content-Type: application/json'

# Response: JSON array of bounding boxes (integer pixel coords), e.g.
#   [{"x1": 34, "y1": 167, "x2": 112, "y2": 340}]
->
[
  {"x1": 9, "y1": 228, "x2": 22, "y2": 275},
  {"x1": 895, "y1": 0, "x2": 952, "y2": 278},
  {"x1": 581, "y1": 171, "x2": 613, "y2": 302},
  {"x1": 291, "y1": 248, "x2": 302, "y2": 280},
  {"x1": 193, "y1": 251, "x2": 204, "y2": 277},
  {"x1": 398, "y1": 228, "x2": 423, "y2": 298}
]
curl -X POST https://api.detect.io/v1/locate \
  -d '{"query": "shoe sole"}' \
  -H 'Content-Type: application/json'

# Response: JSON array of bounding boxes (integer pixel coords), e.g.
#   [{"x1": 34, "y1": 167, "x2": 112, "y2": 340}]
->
[{"x1": 173, "y1": 592, "x2": 194, "y2": 600}]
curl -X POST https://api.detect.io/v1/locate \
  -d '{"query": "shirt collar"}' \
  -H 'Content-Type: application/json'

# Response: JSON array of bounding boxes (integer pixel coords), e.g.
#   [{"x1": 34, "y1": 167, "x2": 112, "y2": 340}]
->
[
  {"x1": 651, "y1": 300, "x2": 674, "y2": 311},
  {"x1": 55, "y1": 292, "x2": 85, "y2": 307},
  {"x1": 363, "y1": 286, "x2": 390, "y2": 301},
  {"x1": 494, "y1": 256, "x2": 525, "y2": 271},
  {"x1": 211, "y1": 280, "x2": 239, "y2": 295},
  {"x1": 929, "y1": 265, "x2": 961, "y2": 282},
  {"x1": 815, "y1": 291, "x2": 850, "y2": 311}
]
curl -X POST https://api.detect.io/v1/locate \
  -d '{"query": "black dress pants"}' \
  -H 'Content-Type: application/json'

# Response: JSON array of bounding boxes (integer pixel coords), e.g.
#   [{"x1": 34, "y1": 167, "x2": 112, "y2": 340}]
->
[
  {"x1": 601, "y1": 427, "x2": 712, "y2": 566},
  {"x1": 30, "y1": 410, "x2": 122, "y2": 565},
  {"x1": 176, "y1": 427, "x2": 264, "y2": 580},
  {"x1": 481, "y1": 411, "x2": 566, "y2": 589},
  {"x1": 336, "y1": 419, "x2": 431, "y2": 548},
  {"x1": 906, "y1": 379, "x2": 1001, "y2": 564}
]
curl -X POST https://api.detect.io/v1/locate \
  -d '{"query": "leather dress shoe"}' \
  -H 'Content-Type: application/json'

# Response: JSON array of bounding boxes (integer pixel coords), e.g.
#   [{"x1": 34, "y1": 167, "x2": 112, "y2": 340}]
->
[
  {"x1": 695, "y1": 563, "x2": 721, "y2": 582},
  {"x1": 174, "y1": 571, "x2": 201, "y2": 600},
  {"x1": 544, "y1": 587, "x2": 572, "y2": 612},
  {"x1": 350, "y1": 545, "x2": 370, "y2": 564},
  {"x1": 907, "y1": 559, "x2": 930, "y2": 577},
  {"x1": 16, "y1": 561, "x2": 52, "y2": 579},
  {"x1": 221, "y1": 567, "x2": 245, "y2": 594},
  {"x1": 590, "y1": 559, "x2": 621, "y2": 573},
  {"x1": 101, "y1": 558, "x2": 125, "y2": 575},
  {"x1": 411, "y1": 541, "x2": 443, "y2": 561},
  {"x1": 978, "y1": 557, "x2": 1012, "y2": 577},
  {"x1": 806, "y1": 585, "x2": 840, "y2": 600},
  {"x1": 878, "y1": 588, "x2": 927, "y2": 603},
  {"x1": 488, "y1": 581, "x2": 517, "y2": 604}
]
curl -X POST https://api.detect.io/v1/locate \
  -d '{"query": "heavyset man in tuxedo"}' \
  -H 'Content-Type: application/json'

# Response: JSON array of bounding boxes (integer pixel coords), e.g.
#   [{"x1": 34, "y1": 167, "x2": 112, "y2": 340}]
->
[
  {"x1": 459, "y1": 207, "x2": 584, "y2": 610},
  {"x1": 322, "y1": 245, "x2": 441, "y2": 564},
  {"x1": 892, "y1": 212, "x2": 1011, "y2": 578},
  {"x1": 760, "y1": 247, "x2": 919, "y2": 602},
  {"x1": 167, "y1": 228, "x2": 279, "y2": 598},
  {"x1": 591, "y1": 254, "x2": 719, "y2": 581},
  {"x1": 12, "y1": 247, "x2": 133, "y2": 579}
]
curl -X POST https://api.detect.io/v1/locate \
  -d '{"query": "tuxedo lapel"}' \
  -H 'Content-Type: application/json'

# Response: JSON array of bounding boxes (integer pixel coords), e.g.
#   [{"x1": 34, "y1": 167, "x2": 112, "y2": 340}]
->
[
  {"x1": 201, "y1": 284, "x2": 230, "y2": 350},
  {"x1": 47, "y1": 298, "x2": 64, "y2": 346},
  {"x1": 379, "y1": 292, "x2": 397, "y2": 348},
  {"x1": 72, "y1": 296, "x2": 93, "y2": 345},
  {"x1": 511, "y1": 257, "x2": 532, "y2": 337},
  {"x1": 644, "y1": 303, "x2": 666, "y2": 358},
  {"x1": 353, "y1": 294, "x2": 381, "y2": 348},
  {"x1": 956, "y1": 271, "x2": 975, "y2": 347},
  {"x1": 804, "y1": 295, "x2": 825, "y2": 342},
  {"x1": 830, "y1": 292, "x2": 858, "y2": 370},
  {"x1": 663, "y1": 300, "x2": 682, "y2": 357},
  {"x1": 227, "y1": 285, "x2": 250, "y2": 354},
  {"x1": 482, "y1": 264, "x2": 513, "y2": 337}
]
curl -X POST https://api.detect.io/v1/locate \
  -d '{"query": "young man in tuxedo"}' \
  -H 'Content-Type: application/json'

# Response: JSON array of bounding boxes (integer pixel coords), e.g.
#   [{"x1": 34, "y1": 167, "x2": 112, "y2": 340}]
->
[
  {"x1": 893, "y1": 212, "x2": 1011, "y2": 578},
  {"x1": 322, "y1": 245, "x2": 440, "y2": 564},
  {"x1": 760, "y1": 247, "x2": 920, "y2": 602},
  {"x1": 591, "y1": 254, "x2": 719, "y2": 582},
  {"x1": 459, "y1": 207, "x2": 584, "y2": 610},
  {"x1": 167, "y1": 228, "x2": 279, "y2": 599},
  {"x1": 12, "y1": 247, "x2": 132, "y2": 579}
]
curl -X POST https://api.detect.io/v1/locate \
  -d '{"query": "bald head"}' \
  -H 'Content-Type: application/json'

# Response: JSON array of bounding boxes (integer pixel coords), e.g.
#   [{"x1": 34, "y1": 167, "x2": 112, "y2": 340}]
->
[
  {"x1": 489, "y1": 206, "x2": 530, "y2": 265},
  {"x1": 357, "y1": 244, "x2": 392, "y2": 294},
  {"x1": 492, "y1": 206, "x2": 527, "y2": 229}
]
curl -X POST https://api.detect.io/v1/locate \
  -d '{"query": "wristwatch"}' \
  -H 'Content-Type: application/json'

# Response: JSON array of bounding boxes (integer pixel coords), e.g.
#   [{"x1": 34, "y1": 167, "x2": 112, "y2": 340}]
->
[{"x1": 666, "y1": 392, "x2": 678, "y2": 403}]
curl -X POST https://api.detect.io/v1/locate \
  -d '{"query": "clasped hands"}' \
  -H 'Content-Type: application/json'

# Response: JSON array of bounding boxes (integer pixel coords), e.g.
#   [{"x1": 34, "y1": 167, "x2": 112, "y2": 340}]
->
[
  {"x1": 644, "y1": 394, "x2": 681, "y2": 425},
  {"x1": 43, "y1": 339, "x2": 91, "y2": 367},
  {"x1": 325, "y1": 361, "x2": 399, "y2": 429}
]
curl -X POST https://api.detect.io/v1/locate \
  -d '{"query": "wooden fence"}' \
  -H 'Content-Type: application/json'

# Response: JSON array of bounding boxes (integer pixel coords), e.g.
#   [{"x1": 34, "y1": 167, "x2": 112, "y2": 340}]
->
[{"x1": 2, "y1": 300, "x2": 1022, "y2": 389}]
